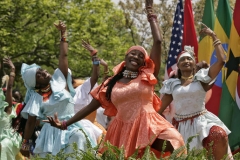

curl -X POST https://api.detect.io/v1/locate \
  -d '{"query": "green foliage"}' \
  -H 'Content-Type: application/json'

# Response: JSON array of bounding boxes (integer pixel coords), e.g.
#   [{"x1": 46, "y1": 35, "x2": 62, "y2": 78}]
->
[
  {"x1": 0, "y1": 0, "x2": 237, "y2": 95},
  {"x1": 30, "y1": 130, "x2": 238, "y2": 160},
  {"x1": 0, "y1": 0, "x2": 134, "y2": 95}
]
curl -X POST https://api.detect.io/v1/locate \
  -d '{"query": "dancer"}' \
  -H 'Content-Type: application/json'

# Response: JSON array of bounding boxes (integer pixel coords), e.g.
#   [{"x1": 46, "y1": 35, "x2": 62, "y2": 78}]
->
[
  {"x1": 160, "y1": 61, "x2": 211, "y2": 123},
  {"x1": 159, "y1": 23, "x2": 231, "y2": 160},
  {"x1": 44, "y1": 0, "x2": 185, "y2": 158},
  {"x1": 20, "y1": 21, "x2": 98, "y2": 158},
  {"x1": 0, "y1": 57, "x2": 22, "y2": 159}
]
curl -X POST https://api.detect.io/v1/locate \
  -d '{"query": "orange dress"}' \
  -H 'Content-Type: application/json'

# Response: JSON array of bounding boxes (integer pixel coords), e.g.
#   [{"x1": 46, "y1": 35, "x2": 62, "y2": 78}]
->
[{"x1": 91, "y1": 61, "x2": 185, "y2": 157}]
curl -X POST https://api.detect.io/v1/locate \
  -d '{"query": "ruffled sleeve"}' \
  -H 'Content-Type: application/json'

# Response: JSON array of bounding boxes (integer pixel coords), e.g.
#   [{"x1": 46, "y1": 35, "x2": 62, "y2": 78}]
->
[
  {"x1": 159, "y1": 78, "x2": 181, "y2": 95},
  {"x1": 194, "y1": 68, "x2": 216, "y2": 85},
  {"x1": 21, "y1": 90, "x2": 44, "y2": 119},
  {"x1": 153, "y1": 93, "x2": 161, "y2": 112},
  {"x1": 90, "y1": 80, "x2": 117, "y2": 117},
  {"x1": 140, "y1": 58, "x2": 158, "y2": 85},
  {"x1": 51, "y1": 68, "x2": 76, "y2": 101}
]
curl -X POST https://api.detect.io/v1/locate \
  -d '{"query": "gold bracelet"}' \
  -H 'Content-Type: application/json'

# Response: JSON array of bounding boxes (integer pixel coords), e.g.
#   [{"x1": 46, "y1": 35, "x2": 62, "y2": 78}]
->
[
  {"x1": 212, "y1": 39, "x2": 221, "y2": 46},
  {"x1": 10, "y1": 72, "x2": 15, "y2": 77},
  {"x1": 213, "y1": 41, "x2": 221, "y2": 47},
  {"x1": 212, "y1": 39, "x2": 219, "y2": 43},
  {"x1": 213, "y1": 40, "x2": 221, "y2": 46}
]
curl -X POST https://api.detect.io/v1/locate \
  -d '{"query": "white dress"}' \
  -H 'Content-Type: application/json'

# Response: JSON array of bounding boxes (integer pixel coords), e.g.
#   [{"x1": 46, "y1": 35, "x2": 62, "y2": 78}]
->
[
  {"x1": 160, "y1": 68, "x2": 231, "y2": 150},
  {"x1": 74, "y1": 78, "x2": 108, "y2": 129},
  {"x1": 21, "y1": 69, "x2": 98, "y2": 157}
]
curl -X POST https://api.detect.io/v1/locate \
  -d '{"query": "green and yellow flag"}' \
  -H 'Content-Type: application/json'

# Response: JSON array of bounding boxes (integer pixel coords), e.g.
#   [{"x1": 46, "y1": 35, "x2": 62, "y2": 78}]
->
[
  {"x1": 200, "y1": 0, "x2": 232, "y2": 116},
  {"x1": 219, "y1": 0, "x2": 240, "y2": 151},
  {"x1": 198, "y1": 0, "x2": 215, "y2": 64}
]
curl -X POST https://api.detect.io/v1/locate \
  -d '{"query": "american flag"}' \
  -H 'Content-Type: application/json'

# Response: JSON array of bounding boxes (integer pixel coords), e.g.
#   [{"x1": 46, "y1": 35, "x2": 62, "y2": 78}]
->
[{"x1": 164, "y1": 0, "x2": 184, "y2": 79}]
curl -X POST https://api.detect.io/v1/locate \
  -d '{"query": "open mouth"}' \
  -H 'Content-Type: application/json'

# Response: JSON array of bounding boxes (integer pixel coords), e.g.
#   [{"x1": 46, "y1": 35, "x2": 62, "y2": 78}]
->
[
  {"x1": 183, "y1": 63, "x2": 191, "y2": 67},
  {"x1": 130, "y1": 60, "x2": 138, "y2": 66}
]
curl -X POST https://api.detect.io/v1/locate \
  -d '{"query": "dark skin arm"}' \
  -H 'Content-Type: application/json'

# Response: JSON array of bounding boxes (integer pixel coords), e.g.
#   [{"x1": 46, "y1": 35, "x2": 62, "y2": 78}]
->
[
  {"x1": 44, "y1": 98, "x2": 101, "y2": 129},
  {"x1": 146, "y1": 0, "x2": 162, "y2": 78},
  {"x1": 199, "y1": 23, "x2": 225, "y2": 91},
  {"x1": 55, "y1": 21, "x2": 69, "y2": 91},
  {"x1": 89, "y1": 59, "x2": 108, "y2": 90},
  {"x1": 21, "y1": 115, "x2": 37, "y2": 157},
  {"x1": 158, "y1": 94, "x2": 173, "y2": 115},
  {"x1": 82, "y1": 40, "x2": 109, "y2": 91},
  {"x1": 100, "y1": 59, "x2": 109, "y2": 82},
  {"x1": 3, "y1": 57, "x2": 15, "y2": 115},
  {"x1": 82, "y1": 40, "x2": 100, "y2": 90}
]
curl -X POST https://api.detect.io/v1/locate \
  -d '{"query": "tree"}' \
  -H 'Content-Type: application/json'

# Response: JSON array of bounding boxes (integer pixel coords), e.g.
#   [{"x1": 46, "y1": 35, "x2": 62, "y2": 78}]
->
[{"x1": 0, "y1": 0, "x2": 135, "y2": 94}]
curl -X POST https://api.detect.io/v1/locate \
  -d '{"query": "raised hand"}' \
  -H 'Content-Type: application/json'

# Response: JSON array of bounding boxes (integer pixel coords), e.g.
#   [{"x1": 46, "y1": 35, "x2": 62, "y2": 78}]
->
[
  {"x1": 82, "y1": 39, "x2": 97, "y2": 56},
  {"x1": 43, "y1": 113, "x2": 62, "y2": 129},
  {"x1": 199, "y1": 22, "x2": 215, "y2": 37},
  {"x1": 54, "y1": 21, "x2": 67, "y2": 34},
  {"x1": 145, "y1": 0, "x2": 153, "y2": 8},
  {"x1": 3, "y1": 56, "x2": 15, "y2": 69}
]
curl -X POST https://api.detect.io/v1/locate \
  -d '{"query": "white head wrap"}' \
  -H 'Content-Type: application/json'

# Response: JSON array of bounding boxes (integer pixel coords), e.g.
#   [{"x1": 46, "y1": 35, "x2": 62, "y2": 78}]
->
[
  {"x1": 21, "y1": 63, "x2": 41, "y2": 104},
  {"x1": 177, "y1": 45, "x2": 195, "y2": 62}
]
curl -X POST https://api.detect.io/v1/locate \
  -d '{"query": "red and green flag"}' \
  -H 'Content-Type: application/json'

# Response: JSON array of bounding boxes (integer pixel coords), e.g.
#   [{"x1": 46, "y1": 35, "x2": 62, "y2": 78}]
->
[
  {"x1": 182, "y1": 0, "x2": 198, "y2": 61},
  {"x1": 219, "y1": 0, "x2": 240, "y2": 151}
]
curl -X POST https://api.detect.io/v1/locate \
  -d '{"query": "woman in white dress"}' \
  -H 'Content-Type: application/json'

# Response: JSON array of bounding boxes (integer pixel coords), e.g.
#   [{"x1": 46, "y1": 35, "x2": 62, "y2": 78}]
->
[{"x1": 159, "y1": 23, "x2": 232, "y2": 160}]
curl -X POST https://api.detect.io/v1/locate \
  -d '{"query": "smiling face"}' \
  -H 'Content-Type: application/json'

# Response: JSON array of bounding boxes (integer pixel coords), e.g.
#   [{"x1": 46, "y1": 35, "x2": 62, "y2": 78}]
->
[
  {"x1": 125, "y1": 50, "x2": 145, "y2": 72},
  {"x1": 35, "y1": 68, "x2": 52, "y2": 89},
  {"x1": 177, "y1": 56, "x2": 195, "y2": 72}
]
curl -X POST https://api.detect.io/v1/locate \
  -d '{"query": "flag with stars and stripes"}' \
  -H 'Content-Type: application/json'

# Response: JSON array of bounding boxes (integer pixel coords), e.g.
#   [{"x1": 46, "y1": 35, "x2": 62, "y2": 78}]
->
[{"x1": 164, "y1": 0, "x2": 184, "y2": 79}]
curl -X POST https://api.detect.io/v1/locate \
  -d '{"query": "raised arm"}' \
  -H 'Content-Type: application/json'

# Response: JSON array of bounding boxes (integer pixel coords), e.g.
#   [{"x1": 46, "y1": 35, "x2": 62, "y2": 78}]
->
[
  {"x1": 199, "y1": 23, "x2": 225, "y2": 90},
  {"x1": 82, "y1": 40, "x2": 100, "y2": 90},
  {"x1": 100, "y1": 59, "x2": 109, "y2": 81},
  {"x1": 146, "y1": 0, "x2": 162, "y2": 77},
  {"x1": 3, "y1": 57, "x2": 15, "y2": 115},
  {"x1": 54, "y1": 21, "x2": 69, "y2": 79}
]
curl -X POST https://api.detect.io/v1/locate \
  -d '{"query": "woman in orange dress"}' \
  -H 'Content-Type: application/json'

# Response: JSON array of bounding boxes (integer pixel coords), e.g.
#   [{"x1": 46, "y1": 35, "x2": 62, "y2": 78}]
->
[{"x1": 45, "y1": 0, "x2": 185, "y2": 158}]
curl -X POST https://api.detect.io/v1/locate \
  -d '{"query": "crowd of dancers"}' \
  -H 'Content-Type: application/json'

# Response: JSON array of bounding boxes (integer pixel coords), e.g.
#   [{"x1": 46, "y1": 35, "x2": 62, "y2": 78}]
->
[{"x1": 0, "y1": 0, "x2": 234, "y2": 160}]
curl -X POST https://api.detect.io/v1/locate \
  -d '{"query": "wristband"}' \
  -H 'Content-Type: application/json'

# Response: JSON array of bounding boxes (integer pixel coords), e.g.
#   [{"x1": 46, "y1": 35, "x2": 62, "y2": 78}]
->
[
  {"x1": 60, "y1": 36, "x2": 68, "y2": 43},
  {"x1": 10, "y1": 72, "x2": 15, "y2": 77},
  {"x1": 93, "y1": 60, "x2": 100, "y2": 65},
  {"x1": 91, "y1": 49, "x2": 98, "y2": 56},
  {"x1": 61, "y1": 120, "x2": 68, "y2": 130},
  {"x1": 21, "y1": 139, "x2": 33, "y2": 151}
]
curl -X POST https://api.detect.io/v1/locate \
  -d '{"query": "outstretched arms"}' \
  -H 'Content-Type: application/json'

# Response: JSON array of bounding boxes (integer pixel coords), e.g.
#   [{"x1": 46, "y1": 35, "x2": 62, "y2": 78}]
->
[{"x1": 44, "y1": 98, "x2": 101, "y2": 129}]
